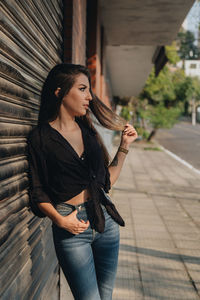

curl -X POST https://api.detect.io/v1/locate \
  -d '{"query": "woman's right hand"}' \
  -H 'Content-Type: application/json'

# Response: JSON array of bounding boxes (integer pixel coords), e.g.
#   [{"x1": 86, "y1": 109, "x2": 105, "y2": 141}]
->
[{"x1": 56, "y1": 210, "x2": 90, "y2": 235}]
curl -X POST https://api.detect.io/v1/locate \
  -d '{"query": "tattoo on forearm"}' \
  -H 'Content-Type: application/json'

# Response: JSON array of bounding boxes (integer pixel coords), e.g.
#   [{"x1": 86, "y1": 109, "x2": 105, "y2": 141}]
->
[{"x1": 110, "y1": 155, "x2": 118, "y2": 167}]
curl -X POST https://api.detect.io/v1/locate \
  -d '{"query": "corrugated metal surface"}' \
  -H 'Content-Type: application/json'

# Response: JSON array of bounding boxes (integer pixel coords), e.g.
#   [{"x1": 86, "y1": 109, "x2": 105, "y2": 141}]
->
[{"x1": 0, "y1": 1, "x2": 63, "y2": 299}]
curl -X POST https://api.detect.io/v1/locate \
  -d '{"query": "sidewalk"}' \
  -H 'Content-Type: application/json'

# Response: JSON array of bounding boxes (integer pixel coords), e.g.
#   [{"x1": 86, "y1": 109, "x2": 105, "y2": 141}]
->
[{"x1": 112, "y1": 141, "x2": 200, "y2": 300}]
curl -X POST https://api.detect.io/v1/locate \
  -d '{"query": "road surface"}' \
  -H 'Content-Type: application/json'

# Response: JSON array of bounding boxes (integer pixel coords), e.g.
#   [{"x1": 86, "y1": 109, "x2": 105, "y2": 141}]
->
[{"x1": 155, "y1": 121, "x2": 200, "y2": 171}]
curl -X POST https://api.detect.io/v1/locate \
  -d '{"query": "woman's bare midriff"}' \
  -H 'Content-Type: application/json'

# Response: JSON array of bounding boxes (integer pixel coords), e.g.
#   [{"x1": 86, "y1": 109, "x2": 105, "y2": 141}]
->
[{"x1": 64, "y1": 189, "x2": 91, "y2": 206}]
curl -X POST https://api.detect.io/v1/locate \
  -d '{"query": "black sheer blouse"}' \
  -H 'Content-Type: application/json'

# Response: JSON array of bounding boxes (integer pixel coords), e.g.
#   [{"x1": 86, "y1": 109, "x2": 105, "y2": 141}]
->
[{"x1": 27, "y1": 117, "x2": 125, "y2": 232}]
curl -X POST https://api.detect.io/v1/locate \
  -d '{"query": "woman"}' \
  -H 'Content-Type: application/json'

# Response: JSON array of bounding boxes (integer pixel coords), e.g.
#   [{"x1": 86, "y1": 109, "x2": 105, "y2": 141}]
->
[{"x1": 27, "y1": 63, "x2": 137, "y2": 300}]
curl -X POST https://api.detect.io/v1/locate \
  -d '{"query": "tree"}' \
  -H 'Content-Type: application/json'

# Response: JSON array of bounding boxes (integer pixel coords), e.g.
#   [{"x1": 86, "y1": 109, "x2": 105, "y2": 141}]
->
[
  {"x1": 141, "y1": 66, "x2": 176, "y2": 107},
  {"x1": 165, "y1": 42, "x2": 181, "y2": 64},
  {"x1": 120, "y1": 106, "x2": 132, "y2": 121},
  {"x1": 120, "y1": 40, "x2": 200, "y2": 141},
  {"x1": 144, "y1": 104, "x2": 181, "y2": 141},
  {"x1": 177, "y1": 30, "x2": 200, "y2": 59},
  {"x1": 174, "y1": 74, "x2": 200, "y2": 114},
  {"x1": 188, "y1": 76, "x2": 200, "y2": 124},
  {"x1": 138, "y1": 44, "x2": 189, "y2": 140},
  {"x1": 191, "y1": 77, "x2": 200, "y2": 100}
]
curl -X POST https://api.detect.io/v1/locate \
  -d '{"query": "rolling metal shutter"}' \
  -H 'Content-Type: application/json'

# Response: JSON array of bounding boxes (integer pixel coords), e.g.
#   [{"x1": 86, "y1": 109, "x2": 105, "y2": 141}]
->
[{"x1": 0, "y1": 1, "x2": 63, "y2": 299}]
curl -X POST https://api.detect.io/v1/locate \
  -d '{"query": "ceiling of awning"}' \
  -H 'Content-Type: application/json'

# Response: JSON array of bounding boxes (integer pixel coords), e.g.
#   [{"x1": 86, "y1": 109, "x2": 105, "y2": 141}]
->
[{"x1": 100, "y1": 0, "x2": 195, "y2": 97}]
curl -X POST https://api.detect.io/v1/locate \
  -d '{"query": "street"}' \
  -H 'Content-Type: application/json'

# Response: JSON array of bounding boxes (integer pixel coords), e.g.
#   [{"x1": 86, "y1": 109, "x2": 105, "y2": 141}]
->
[{"x1": 155, "y1": 121, "x2": 200, "y2": 171}]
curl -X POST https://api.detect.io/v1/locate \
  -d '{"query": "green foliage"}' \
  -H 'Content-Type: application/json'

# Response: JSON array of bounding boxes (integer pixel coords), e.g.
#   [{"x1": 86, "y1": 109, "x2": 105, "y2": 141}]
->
[
  {"x1": 141, "y1": 65, "x2": 200, "y2": 107},
  {"x1": 144, "y1": 147, "x2": 161, "y2": 151},
  {"x1": 135, "y1": 126, "x2": 149, "y2": 139},
  {"x1": 191, "y1": 77, "x2": 200, "y2": 100},
  {"x1": 144, "y1": 104, "x2": 181, "y2": 129},
  {"x1": 119, "y1": 41, "x2": 200, "y2": 140},
  {"x1": 141, "y1": 66, "x2": 176, "y2": 104},
  {"x1": 165, "y1": 43, "x2": 180, "y2": 64},
  {"x1": 120, "y1": 106, "x2": 132, "y2": 121},
  {"x1": 172, "y1": 69, "x2": 189, "y2": 101},
  {"x1": 177, "y1": 30, "x2": 200, "y2": 59}
]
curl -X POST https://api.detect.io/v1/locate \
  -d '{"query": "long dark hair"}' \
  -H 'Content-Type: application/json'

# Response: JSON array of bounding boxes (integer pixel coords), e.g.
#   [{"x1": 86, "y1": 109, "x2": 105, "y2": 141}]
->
[{"x1": 38, "y1": 63, "x2": 126, "y2": 165}]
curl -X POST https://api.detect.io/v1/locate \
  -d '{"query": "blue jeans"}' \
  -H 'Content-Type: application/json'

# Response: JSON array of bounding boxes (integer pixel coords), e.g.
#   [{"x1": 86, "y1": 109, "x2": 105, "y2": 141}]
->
[{"x1": 52, "y1": 201, "x2": 119, "y2": 300}]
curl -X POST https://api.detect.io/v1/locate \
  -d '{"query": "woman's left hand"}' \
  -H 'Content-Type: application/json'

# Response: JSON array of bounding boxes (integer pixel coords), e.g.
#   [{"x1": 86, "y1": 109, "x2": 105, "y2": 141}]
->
[{"x1": 121, "y1": 123, "x2": 138, "y2": 146}]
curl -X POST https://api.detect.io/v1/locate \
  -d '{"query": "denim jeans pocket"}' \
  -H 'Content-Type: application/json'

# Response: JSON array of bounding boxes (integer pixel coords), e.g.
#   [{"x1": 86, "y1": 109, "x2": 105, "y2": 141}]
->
[
  {"x1": 52, "y1": 204, "x2": 75, "y2": 237},
  {"x1": 56, "y1": 203, "x2": 74, "y2": 217},
  {"x1": 76, "y1": 209, "x2": 89, "y2": 223}
]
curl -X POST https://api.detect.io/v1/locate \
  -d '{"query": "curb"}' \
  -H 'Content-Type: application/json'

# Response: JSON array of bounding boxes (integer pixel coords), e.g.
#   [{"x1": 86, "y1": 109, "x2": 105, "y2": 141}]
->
[{"x1": 157, "y1": 143, "x2": 200, "y2": 176}]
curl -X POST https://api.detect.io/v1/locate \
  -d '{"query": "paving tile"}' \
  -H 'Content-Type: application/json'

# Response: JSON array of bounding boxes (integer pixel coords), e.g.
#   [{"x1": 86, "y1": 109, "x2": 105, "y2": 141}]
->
[
  {"x1": 171, "y1": 232, "x2": 200, "y2": 241},
  {"x1": 138, "y1": 254, "x2": 185, "y2": 272},
  {"x1": 174, "y1": 240, "x2": 200, "y2": 250},
  {"x1": 112, "y1": 144, "x2": 200, "y2": 300},
  {"x1": 136, "y1": 239, "x2": 175, "y2": 249},
  {"x1": 113, "y1": 280, "x2": 144, "y2": 300},
  {"x1": 194, "y1": 283, "x2": 200, "y2": 296},
  {"x1": 143, "y1": 279, "x2": 199, "y2": 300}
]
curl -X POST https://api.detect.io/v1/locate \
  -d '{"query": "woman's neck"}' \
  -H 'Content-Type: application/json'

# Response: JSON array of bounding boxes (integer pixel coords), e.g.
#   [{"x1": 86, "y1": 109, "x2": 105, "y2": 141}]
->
[{"x1": 50, "y1": 113, "x2": 77, "y2": 132}]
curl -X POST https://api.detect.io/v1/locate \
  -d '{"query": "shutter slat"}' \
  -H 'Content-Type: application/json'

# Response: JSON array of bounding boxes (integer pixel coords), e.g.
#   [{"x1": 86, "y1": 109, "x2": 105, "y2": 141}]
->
[{"x1": 0, "y1": 0, "x2": 62, "y2": 298}]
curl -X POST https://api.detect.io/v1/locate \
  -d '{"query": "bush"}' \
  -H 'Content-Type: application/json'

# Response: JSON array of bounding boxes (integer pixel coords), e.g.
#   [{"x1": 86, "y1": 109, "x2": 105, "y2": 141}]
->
[
  {"x1": 144, "y1": 104, "x2": 181, "y2": 130},
  {"x1": 135, "y1": 126, "x2": 150, "y2": 140}
]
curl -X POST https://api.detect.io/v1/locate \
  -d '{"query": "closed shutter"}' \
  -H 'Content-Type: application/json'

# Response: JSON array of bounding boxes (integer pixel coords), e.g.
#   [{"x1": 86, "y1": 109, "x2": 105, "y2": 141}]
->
[{"x1": 0, "y1": 1, "x2": 63, "y2": 299}]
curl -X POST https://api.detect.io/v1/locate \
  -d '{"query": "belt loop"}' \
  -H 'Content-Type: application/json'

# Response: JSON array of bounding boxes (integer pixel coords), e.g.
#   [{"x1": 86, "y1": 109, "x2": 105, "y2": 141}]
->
[{"x1": 77, "y1": 205, "x2": 82, "y2": 212}]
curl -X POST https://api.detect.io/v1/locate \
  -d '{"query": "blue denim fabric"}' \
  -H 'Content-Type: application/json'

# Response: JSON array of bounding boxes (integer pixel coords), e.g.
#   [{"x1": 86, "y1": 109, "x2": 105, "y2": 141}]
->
[{"x1": 52, "y1": 201, "x2": 119, "y2": 300}]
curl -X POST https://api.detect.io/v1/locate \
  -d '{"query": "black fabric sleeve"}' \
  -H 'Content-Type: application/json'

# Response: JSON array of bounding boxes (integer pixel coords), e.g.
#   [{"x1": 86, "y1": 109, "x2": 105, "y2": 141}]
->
[{"x1": 27, "y1": 133, "x2": 51, "y2": 217}]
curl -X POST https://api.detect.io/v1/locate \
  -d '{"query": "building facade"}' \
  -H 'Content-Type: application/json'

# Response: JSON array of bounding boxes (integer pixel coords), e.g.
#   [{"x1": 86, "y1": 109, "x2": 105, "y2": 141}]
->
[
  {"x1": 0, "y1": 1, "x2": 112, "y2": 299},
  {"x1": 177, "y1": 60, "x2": 200, "y2": 79}
]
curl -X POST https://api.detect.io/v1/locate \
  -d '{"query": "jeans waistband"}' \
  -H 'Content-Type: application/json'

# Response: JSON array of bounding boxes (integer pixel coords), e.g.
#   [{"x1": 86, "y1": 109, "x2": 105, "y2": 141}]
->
[
  {"x1": 55, "y1": 200, "x2": 93, "y2": 212},
  {"x1": 55, "y1": 200, "x2": 107, "y2": 212}
]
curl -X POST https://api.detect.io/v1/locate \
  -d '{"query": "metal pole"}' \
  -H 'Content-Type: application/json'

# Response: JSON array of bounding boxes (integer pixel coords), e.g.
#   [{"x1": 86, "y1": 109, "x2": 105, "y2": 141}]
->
[{"x1": 192, "y1": 97, "x2": 196, "y2": 126}]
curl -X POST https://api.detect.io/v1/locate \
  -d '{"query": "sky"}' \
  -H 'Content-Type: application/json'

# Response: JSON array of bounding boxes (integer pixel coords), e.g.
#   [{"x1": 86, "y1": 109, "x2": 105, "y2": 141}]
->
[{"x1": 182, "y1": 0, "x2": 200, "y2": 45}]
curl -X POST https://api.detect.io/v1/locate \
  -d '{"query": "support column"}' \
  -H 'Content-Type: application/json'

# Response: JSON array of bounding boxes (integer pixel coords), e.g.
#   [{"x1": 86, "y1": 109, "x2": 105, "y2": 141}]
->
[
  {"x1": 63, "y1": 0, "x2": 86, "y2": 64},
  {"x1": 86, "y1": 0, "x2": 101, "y2": 97},
  {"x1": 63, "y1": 0, "x2": 73, "y2": 63}
]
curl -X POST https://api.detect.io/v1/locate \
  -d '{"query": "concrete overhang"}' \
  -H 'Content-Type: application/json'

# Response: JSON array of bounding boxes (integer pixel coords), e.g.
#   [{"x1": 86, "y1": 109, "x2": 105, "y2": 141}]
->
[{"x1": 100, "y1": 0, "x2": 195, "y2": 97}]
